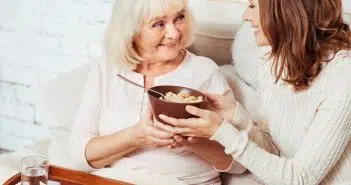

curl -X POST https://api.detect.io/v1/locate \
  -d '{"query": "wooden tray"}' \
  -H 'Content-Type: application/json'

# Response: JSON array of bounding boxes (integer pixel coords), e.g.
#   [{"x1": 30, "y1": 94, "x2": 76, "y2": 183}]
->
[{"x1": 3, "y1": 165, "x2": 132, "y2": 185}]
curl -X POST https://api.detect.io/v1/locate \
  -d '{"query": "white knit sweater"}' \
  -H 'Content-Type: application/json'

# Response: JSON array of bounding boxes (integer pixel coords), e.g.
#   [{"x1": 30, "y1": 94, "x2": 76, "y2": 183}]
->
[{"x1": 212, "y1": 50, "x2": 351, "y2": 185}]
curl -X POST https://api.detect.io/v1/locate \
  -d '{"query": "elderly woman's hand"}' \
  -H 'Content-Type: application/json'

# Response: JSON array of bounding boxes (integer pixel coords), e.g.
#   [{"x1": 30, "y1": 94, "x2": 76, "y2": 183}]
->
[
  {"x1": 171, "y1": 135, "x2": 200, "y2": 148},
  {"x1": 168, "y1": 136, "x2": 200, "y2": 149},
  {"x1": 131, "y1": 109, "x2": 175, "y2": 148},
  {"x1": 158, "y1": 106, "x2": 224, "y2": 138},
  {"x1": 153, "y1": 120, "x2": 199, "y2": 148}
]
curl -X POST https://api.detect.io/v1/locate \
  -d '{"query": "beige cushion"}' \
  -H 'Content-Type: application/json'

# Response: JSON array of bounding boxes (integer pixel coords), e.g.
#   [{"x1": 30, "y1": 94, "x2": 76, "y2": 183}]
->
[
  {"x1": 189, "y1": 0, "x2": 247, "y2": 39},
  {"x1": 188, "y1": 0, "x2": 247, "y2": 65},
  {"x1": 189, "y1": 36, "x2": 234, "y2": 66}
]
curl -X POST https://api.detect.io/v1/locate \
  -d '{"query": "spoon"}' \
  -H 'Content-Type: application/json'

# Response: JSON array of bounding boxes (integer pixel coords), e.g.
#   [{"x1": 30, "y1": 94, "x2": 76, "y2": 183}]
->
[{"x1": 116, "y1": 74, "x2": 166, "y2": 99}]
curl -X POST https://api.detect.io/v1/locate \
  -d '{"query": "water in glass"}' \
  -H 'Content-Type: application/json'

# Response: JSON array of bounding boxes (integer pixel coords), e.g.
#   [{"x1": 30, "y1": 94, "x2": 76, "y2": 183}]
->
[{"x1": 21, "y1": 156, "x2": 48, "y2": 185}]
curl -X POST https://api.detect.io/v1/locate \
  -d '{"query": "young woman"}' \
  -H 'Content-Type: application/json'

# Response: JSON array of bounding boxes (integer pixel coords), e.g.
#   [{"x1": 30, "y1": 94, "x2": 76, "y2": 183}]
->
[{"x1": 159, "y1": 0, "x2": 351, "y2": 184}]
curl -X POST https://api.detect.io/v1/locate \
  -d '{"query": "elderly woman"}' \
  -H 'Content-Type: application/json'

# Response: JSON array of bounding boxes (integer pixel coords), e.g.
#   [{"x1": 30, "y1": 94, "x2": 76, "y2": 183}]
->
[
  {"x1": 68, "y1": 0, "x2": 277, "y2": 184},
  {"x1": 159, "y1": 0, "x2": 351, "y2": 184}
]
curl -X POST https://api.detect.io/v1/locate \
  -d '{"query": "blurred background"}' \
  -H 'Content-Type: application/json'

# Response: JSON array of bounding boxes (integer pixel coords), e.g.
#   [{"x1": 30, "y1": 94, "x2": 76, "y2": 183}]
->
[{"x1": 0, "y1": 0, "x2": 113, "y2": 152}]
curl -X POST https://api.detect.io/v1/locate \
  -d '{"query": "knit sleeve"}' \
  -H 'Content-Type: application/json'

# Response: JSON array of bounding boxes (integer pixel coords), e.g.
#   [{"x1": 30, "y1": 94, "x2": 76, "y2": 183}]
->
[
  {"x1": 211, "y1": 82, "x2": 351, "y2": 185},
  {"x1": 232, "y1": 103, "x2": 279, "y2": 155},
  {"x1": 68, "y1": 60, "x2": 103, "y2": 172}
]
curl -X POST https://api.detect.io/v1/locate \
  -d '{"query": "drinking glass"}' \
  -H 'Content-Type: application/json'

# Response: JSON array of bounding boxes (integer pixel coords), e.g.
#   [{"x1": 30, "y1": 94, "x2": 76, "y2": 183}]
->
[{"x1": 21, "y1": 156, "x2": 49, "y2": 185}]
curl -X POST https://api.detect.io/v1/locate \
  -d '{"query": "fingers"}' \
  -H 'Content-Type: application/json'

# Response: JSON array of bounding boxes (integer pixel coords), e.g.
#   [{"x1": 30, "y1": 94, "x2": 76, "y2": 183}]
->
[
  {"x1": 170, "y1": 135, "x2": 187, "y2": 149},
  {"x1": 154, "y1": 119, "x2": 195, "y2": 136},
  {"x1": 168, "y1": 136, "x2": 199, "y2": 149},
  {"x1": 188, "y1": 137, "x2": 199, "y2": 144},
  {"x1": 149, "y1": 137, "x2": 174, "y2": 147},
  {"x1": 180, "y1": 133, "x2": 197, "y2": 137},
  {"x1": 173, "y1": 135, "x2": 185, "y2": 144},
  {"x1": 172, "y1": 127, "x2": 193, "y2": 135},
  {"x1": 168, "y1": 138, "x2": 183, "y2": 148},
  {"x1": 146, "y1": 108, "x2": 154, "y2": 121},
  {"x1": 153, "y1": 120, "x2": 175, "y2": 133},
  {"x1": 204, "y1": 92, "x2": 222, "y2": 102},
  {"x1": 185, "y1": 105, "x2": 213, "y2": 119},
  {"x1": 148, "y1": 125, "x2": 173, "y2": 139},
  {"x1": 158, "y1": 114, "x2": 190, "y2": 127}
]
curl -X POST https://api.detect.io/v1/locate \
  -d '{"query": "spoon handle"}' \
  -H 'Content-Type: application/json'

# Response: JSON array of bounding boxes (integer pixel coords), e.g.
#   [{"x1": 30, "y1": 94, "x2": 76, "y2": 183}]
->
[
  {"x1": 117, "y1": 74, "x2": 145, "y2": 89},
  {"x1": 116, "y1": 74, "x2": 165, "y2": 98}
]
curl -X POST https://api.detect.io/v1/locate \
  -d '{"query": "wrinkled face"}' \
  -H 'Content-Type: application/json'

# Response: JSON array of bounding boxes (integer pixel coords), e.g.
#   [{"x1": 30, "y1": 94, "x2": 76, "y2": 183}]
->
[
  {"x1": 134, "y1": 8, "x2": 188, "y2": 63},
  {"x1": 244, "y1": 0, "x2": 269, "y2": 46}
]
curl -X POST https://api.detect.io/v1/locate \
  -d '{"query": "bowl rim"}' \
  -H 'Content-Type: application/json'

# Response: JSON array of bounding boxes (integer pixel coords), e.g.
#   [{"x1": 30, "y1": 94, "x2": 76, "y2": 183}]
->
[{"x1": 148, "y1": 85, "x2": 208, "y2": 105}]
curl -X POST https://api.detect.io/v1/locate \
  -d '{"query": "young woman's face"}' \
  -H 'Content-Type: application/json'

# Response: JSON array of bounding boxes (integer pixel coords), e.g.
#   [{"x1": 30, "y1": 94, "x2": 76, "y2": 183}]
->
[
  {"x1": 244, "y1": 0, "x2": 269, "y2": 46},
  {"x1": 134, "y1": 9, "x2": 188, "y2": 63}
]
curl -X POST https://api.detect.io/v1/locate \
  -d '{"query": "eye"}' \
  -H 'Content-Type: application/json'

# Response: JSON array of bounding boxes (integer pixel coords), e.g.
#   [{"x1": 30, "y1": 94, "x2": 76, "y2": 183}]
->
[
  {"x1": 248, "y1": 4, "x2": 255, "y2": 8},
  {"x1": 174, "y1": 13, "x2": 185, "y2": 23},
  {"x1": 152, "y1": 21, "x2": 165, "y2": 29}
]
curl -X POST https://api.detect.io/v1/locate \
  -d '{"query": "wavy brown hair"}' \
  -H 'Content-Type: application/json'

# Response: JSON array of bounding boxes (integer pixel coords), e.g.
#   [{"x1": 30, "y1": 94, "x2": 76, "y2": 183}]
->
[{"x1": 259, "y1": 0, "x2": 351, "y2": 91}]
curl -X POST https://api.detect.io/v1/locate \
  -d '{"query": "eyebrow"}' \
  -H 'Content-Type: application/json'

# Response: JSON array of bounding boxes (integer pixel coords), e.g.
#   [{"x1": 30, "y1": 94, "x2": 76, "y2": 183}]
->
[
  {"x1": 176, "y1": 9, "x2": 186, "y2": 16},
  {"x1": 149, "y1": 9, "x2": 186, "y2": 23}
]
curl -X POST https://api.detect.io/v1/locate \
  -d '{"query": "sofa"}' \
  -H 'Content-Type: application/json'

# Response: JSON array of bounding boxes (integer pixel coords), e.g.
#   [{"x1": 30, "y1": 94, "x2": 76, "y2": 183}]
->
[{"x1": 1, "y1": 0, "x2": 350, "y2": 184}]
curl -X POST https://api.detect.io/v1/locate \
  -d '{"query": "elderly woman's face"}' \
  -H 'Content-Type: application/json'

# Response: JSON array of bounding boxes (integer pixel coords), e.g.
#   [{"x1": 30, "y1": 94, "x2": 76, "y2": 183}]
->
[
  {"x1": 244, "y1": 0, "x2": 268, "y2": 46},
  {"x1": 134, "y1": 9, "x2": 187, "y2": 63}
]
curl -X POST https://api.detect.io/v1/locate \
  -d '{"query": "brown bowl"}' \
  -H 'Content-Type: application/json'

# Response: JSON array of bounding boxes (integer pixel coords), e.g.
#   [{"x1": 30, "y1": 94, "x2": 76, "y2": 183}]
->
[{"x1": 148, "y1": 85, "x2": 207, "y2": 125}]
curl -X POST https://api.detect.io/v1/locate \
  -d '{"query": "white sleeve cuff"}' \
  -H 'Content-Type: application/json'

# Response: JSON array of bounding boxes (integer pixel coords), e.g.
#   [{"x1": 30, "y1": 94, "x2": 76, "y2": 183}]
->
[
  {"x1": 210, "y1": 120, "x2": 249, "y2": 158},
  {"x1": 232, "y1": 103, "x2": 252, "y2": 130},
  {"x1": 213, "y1": 158, "x2": 247, "y2": 174},
  {"x1": 69, "y1": 136, "x2": 98, "y2": 172}
]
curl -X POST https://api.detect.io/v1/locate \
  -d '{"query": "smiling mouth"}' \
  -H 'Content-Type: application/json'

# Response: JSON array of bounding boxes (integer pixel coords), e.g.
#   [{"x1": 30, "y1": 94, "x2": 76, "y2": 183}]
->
[{"x1": 159, "y1": 42, "x2": 177, "y2": 46}]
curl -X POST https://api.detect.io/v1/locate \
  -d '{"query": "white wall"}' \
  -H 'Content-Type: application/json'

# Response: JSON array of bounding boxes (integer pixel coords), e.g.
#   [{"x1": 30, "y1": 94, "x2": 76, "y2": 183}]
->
[{"x1": 0, "y1": 0, "x2": 113, "y2": 151}]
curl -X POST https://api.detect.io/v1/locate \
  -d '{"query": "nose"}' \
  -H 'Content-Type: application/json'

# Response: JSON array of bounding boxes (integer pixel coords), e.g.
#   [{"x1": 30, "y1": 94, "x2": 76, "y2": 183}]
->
[
  {"x1": 243, "y1": 8, "x2": 252, "y2": 22},
  {"x1": 165, "y1": 24, "x2": 180, "y2": 40}
]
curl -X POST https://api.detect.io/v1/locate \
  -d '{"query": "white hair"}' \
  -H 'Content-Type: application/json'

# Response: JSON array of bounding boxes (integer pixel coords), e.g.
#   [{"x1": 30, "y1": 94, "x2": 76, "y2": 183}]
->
[{"x1": 104, "y1": 0, "x2": 194, "y2": 70}]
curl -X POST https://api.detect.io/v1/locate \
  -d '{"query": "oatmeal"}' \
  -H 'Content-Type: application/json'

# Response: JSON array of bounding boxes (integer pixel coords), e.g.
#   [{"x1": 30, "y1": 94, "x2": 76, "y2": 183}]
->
[{"x1": 160, "y1": 91, "x2": 203, "y2": 103}]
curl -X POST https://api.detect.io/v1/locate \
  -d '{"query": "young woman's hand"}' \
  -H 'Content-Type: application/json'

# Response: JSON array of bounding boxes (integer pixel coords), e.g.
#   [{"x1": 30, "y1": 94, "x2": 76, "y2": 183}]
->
[
  {"x1": 205, "y1": 91, "x2": 237, "y2": 121},
  {"x1": 158, "y1": 105, "x2": 224, "y2": 138},
  {"x1": 131, "y1": 109, "x2": 175, "y2": 148}
]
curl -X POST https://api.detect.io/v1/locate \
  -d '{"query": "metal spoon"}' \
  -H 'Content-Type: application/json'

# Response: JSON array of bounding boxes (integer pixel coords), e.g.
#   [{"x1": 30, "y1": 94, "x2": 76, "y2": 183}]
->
[{"x1": 116, "y1": 74, "x2": 166, "y2": 99}]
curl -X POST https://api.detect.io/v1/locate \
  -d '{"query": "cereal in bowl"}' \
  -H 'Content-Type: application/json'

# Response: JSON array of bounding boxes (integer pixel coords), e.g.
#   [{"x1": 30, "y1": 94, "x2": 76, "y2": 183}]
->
[{"x1": 160, "y1": 91, "x2": 203, "y2": 103}]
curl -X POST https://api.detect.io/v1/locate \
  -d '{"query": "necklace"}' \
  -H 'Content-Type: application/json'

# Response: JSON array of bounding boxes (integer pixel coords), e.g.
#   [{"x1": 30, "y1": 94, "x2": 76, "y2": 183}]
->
[{"x1": 139, "y1": 89, "x2": 145, "y2": 119}]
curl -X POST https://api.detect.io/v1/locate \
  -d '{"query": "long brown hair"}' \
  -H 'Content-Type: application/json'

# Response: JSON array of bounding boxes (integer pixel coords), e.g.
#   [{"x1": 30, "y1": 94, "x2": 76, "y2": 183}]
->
[{"x1": 259, "y1": 0, "x2": 351, "y2": 91}]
